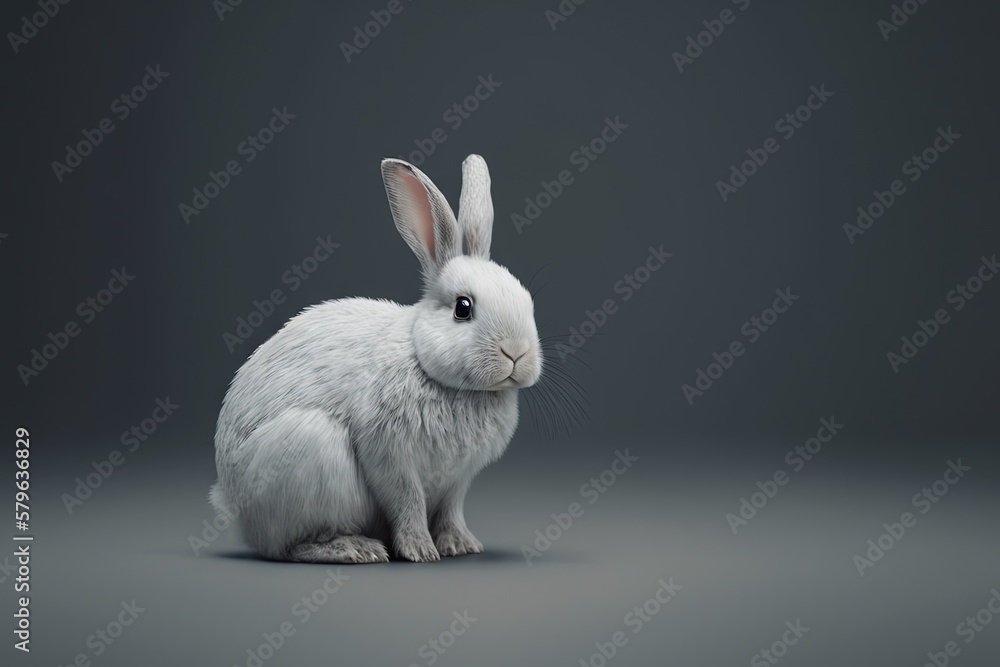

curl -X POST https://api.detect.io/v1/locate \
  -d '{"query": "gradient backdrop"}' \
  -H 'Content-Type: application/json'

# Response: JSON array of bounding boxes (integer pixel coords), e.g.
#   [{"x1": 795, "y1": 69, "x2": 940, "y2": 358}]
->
[{"x1": 3, "y1": 0, "x2": 999, "y2": 666}]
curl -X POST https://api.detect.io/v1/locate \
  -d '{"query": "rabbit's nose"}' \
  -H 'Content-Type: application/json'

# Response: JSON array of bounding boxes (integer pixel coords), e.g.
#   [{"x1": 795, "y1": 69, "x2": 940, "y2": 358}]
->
[{"x1": 499, "y1": 339, "x2": 529, "y2": 363}]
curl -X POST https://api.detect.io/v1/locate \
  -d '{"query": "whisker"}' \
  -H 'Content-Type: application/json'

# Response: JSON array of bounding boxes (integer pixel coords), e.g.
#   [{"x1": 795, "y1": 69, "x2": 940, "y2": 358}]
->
[
  {"x1": 540, "y1": 341, "x2": 597, "y2": 374},
  {"x1": 541, "y1": 366, "x2": 591, "y2": 406},
  {"x1": 530, "y1": 280, "x2": 551, "y2": 301},
  {"x1": 525, "y1": 263, "x2": 550, "y2": 296},
  {"x1": 522, "y1": 345, "x2": 591, "y2": 440}
]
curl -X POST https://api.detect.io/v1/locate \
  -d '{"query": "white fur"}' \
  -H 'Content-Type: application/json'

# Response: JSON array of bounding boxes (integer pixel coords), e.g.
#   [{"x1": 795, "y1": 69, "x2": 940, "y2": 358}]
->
[{"x1": 211, "y1": 155, "x2": 541, "y2": 563}]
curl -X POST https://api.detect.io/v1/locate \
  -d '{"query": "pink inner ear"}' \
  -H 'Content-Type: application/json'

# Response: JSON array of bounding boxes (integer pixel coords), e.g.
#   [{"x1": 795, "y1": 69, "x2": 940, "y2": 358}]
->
[{"x1": 400, "y1": 171, "x2": 435, "y2": 261}]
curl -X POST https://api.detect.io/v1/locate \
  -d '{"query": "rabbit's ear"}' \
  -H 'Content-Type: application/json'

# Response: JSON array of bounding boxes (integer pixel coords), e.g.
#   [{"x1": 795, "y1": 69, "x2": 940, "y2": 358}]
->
[
  {"x1": 382, "y1": 159, "x2": 461, "y2": 276},
  {"x1": 458, "y1": 154, "x2": 493, "y2": 259}
]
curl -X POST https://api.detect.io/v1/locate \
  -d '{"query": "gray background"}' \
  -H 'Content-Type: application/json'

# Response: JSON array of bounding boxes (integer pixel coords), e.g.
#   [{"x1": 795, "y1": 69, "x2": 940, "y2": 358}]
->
[{"x1": 2, "y1": 0, "x2": 998, "y2": 665}]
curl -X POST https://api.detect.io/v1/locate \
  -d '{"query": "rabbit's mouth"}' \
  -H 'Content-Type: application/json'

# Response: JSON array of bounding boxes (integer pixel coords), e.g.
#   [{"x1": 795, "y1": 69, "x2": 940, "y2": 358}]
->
[{"x1": 486, "y1": 375, "x2": 521, "y2": 391}]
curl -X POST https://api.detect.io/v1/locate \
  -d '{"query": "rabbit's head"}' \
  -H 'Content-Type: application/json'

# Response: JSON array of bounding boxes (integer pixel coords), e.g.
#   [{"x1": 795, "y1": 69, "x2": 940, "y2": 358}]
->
[{"x1": 382, "y1": 155, "x2": 542, "y2": 392}]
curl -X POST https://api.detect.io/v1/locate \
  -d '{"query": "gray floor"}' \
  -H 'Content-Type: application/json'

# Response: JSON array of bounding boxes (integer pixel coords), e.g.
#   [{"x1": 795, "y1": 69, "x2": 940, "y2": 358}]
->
[{"x1": 17, "y1": 441, "x2": 1000, "y2": 667}]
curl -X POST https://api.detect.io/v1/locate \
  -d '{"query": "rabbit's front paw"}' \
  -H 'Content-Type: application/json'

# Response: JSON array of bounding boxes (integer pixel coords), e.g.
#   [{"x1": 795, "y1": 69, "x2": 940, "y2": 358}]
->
[
  {"x1": 434, "y1": 525, "x2": 483, "y2": 557},
  {"x1": 395, "y1": 531, "x2": 441, "y2": 562}
]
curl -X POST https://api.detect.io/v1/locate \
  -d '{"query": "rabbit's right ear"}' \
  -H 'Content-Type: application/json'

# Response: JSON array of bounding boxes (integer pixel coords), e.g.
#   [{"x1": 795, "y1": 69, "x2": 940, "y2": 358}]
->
[
  {"x1": 458, "y1": 154, "x2": 493, "y2": 260},
  {"x1": 381, "y1": 159, "x2": 461, "y2": 278}
]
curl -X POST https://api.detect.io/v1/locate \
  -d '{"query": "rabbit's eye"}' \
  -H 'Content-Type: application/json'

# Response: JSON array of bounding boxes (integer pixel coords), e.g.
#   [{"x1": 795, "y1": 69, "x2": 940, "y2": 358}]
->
[{"x1": 454, "y1": 296, "x2": 473, "y2": 320}]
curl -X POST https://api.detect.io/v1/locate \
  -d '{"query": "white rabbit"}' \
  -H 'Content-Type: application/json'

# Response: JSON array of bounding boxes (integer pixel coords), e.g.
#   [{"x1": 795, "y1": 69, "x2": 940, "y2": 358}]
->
[{"x1": 210, "y1": 155, "x2": 542, "y2": 563}]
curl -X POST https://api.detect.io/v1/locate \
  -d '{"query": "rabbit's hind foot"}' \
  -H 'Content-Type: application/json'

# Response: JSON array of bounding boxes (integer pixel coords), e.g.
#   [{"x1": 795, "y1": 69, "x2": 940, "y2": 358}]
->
[{"x1": 288, "y1": 535, "x2": 389, "y2": 564}]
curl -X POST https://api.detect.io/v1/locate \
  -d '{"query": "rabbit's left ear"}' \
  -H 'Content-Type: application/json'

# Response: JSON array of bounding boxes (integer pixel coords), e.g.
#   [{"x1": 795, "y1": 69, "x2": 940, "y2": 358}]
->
[
  {"x1": 382, "y1": 159, "x2": 461, "y2": 278},
  {"x1": 458, "y1": 154, "x2": 493, "y2": 259}
]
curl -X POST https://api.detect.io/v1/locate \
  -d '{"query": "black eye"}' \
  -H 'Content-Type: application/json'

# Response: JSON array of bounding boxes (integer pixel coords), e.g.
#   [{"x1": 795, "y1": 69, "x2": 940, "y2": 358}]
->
[{"x1": 454, "y1": 296, "x2": 473, "y2": 320}]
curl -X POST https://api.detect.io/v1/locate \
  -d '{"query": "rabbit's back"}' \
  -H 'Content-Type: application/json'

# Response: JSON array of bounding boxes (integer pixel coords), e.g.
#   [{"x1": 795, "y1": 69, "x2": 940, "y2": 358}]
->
[{"x1": 215, "y1": 297, "x2": 409, "y2": 456}]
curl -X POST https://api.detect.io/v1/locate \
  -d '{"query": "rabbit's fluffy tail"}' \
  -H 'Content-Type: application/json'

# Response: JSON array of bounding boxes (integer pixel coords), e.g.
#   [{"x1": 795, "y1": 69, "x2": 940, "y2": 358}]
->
[{"x1": 208, "y1": 483, "x2": 230, "y2": 516}]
